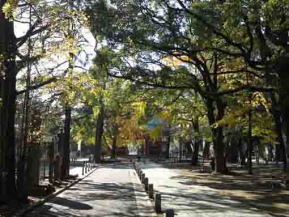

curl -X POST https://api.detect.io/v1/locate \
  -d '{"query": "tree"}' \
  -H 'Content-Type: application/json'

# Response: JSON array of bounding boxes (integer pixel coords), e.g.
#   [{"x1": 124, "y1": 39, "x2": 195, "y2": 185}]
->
[
  {"x1": 0, "y1": 0, "x2": 18, "y2": 201},
  {"x1": 83, "y1": 0, "x2": 288, "y2": 173},
  {"x1": 1, "y1": 0, "x2": 88, "y2": 203},
  {"x1": 170, "y1": 0, "x2": 289, "y2": 170},
  {"x1": 84, "y1": 0, "x2": 232, "y2": 172}
]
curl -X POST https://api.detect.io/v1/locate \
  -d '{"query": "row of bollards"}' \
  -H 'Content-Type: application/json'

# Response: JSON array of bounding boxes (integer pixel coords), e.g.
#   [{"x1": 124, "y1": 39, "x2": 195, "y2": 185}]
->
[
  {"x1": 82, "y1": 161, "x2": 94, "y2": 176},
  {"x1": 133, "y1": 162, "x2": 174, "y2": 217}
]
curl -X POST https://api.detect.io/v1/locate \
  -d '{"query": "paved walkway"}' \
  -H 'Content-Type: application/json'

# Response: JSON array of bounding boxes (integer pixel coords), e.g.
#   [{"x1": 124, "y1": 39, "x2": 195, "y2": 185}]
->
[
  {"x1": 69, "y1": 166, "x2": 85, "y2": 177},
  {"x1": 139, "y1": 161, "x2": 272, "y2": 217},
  {"x1": 25, "y1": 163, "x2": 155, "y2": 217}
]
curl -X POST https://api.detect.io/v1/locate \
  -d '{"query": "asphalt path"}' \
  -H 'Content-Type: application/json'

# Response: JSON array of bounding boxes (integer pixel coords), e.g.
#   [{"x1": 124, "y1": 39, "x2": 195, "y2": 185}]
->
[
  {"x1": 25, "y1": 162, "x2": 155, "y2": 217},
  {"x1": 139, "y1": 161, "x2": 272, "y2": 217}
]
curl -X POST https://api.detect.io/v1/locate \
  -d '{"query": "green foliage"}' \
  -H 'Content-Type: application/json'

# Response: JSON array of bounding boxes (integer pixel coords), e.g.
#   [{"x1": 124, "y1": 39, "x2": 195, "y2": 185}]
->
[
  {"x1": 213, "y1": 90, "x2": 277, "y2": 143},
  {"x1": 82, "y1": 0, "x2": 285, "y2": 154},
  {"x1": 2, "y1": 0, "x2": 18, "y2": 19},
  {"x1": 8, "y1": 0, "x2": 286, "y2": 164}
]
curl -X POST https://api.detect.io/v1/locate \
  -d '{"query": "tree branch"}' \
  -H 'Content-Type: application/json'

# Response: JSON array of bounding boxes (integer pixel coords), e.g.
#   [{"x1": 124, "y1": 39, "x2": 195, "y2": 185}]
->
[
  {"x1": 216, "y1": 85, "x2": 275, "y2": 96},
  {"x1": 17, "y1": 77, "x2": 57, "y2": 95},
  {"x1": 16, "y1": 22, "x2": 49, "y2": 48}
]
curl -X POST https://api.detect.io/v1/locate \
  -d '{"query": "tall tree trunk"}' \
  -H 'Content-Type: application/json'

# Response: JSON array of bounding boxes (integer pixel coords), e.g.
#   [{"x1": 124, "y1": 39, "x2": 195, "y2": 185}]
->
[
  {"x1": 61, "y1": 106, "x2": 71, "y2": 180},
  {"x1": 48, "y1": 142, "x2": 54, "y2": 183},
  {"x1": 94, "y1": 104, "x2": 104, "y2": 163},
  {"x1": 271, "y1": 93, "x2": 287, "y2": 171},
  {"x1": 275, "y1": 143, "x2": 282, "y2": 162},
  {"x1": 276, "y1": 57, "x2": 289, "y2": 171},
  {"x1": 268, "y1": 144, "x2": 274, "y2": 162},
  {"x1": 227, "y1": 137, "x2": 239, "y2": 164},
  {"x1": 191, "y1": 118, "x2": 200, "y2": 166},
  {"x1": 17, "y1": 93, "x2": 28, "y2": 202},
  {"x1": 203, "y1": 141, "x2": 210, "y2": 159},
  {"x1": 165, "y1": 124, "x2": 171, "y2": 158},
  {"x1": 212, "y1": 126, "x2": 227, "y2": 173},
  {"x1": 17, "y1": 32, "x2": 32, "y2": 202},
  {"x1": 191, "y1": 140, "x2": 200, "y2": 166},
  {"x1": 111, "y1": 135, "x2": 117, "y2": 159},
  {"x1": 247, "y1": 109, "x2": 253, "y2": 174},
  {"x1": 206, "y1": 99, "x2": 227, "y2": 173},
  {"x1": 111, "y1": 126, "x2": 118, "y2": 159},
  {"x1": 178, "y1": 137, "x2": 183, "y2": 162},
  {"x1": 238, "y1": 138, "x2": 246, "y2": 165},
  {"x1": 0, "y1": 3, "x2": 18, "y2": 202}
]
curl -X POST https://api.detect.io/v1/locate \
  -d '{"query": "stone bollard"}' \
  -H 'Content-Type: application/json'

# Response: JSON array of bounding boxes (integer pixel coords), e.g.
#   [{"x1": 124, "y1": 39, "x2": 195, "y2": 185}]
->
[
  {"x1": 148, "y1": 184, "x2": 154, "y2": 199},
  {"x1": 141, "y1": 173, "x2": 146, "y2": 184},
  {"x1": 155, "y1": 193, "x2": 161, "y2": 213},
  {"x1": 166, "y1": 209, "x2": 174, "y2": 217},
  {"x1": 144, "y1": 177, "x2": 149, "y2": 192},
  {"x1": 82, "y1": 162, "x2": 85, "y2": 175}
]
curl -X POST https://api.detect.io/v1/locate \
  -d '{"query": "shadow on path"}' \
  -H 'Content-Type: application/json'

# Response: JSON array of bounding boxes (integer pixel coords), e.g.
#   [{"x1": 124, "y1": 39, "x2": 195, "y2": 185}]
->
[
  {"x1": 52, "y1": 197, "x2": 93, "y2": 210},
  {"x1": 25, "y1": 163, "x2": 141, "y2": 217},
  {"x1": 63, "y1": 182, "x2": 136, "y2": 201}
]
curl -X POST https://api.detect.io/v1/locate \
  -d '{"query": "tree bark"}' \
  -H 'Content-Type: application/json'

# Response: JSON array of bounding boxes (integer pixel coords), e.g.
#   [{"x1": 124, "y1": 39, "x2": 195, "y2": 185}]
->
[
  {"x1": 191, "y1": 118, "x2": 200, "y2": 166},
  {"x1": 206, "y1": 98, "x2": 227, "y2": 173},
  {"x1": 94, "y1": 104, "x2": 104, "y2": 163},
  {"x1": 165, "y1": 124, "x2": 171, "y2": 159},
  {"x1": 238, "y1": 138, "x2": 246, "y2": 165},
  {"x1": 48, "y1": 142, "x2": 54, "y2": 183},
  {"x1": 276, "y1": 56, "x2": 289, "y2": 171},
  {"x1": 111, "y1": 126, "x2": 118, "y2": 159},
  {"x1": 111, "y1": 135, "x2": 117, "y2": 159},
  {"x1": 271, "y1": 93, "x2": 287, "y2": 170},
  {"x1": 191, "y1": 140, "x2": 200, "y2": 166},
  {"x1": 227, "y1": 137, "x2": 239, "y2": 164},
  {"x1": 247, "y1": 109, "x2": 253, "y2": 174},
  {"x1": 0, "y1": 3, "x2": 18, "y2": 202},
  {"x1": 203, "y1": 141, "x2": 210, "y2": 159},
  {"x1": 212, "y1": 126, "x2": 227, "y2": 173},
  {"x1": 61, "y1": 106, "x2": 71, "y2": 180},
  {"x1": 17, "y1": 34, "x2": 32, "y2": 202}
]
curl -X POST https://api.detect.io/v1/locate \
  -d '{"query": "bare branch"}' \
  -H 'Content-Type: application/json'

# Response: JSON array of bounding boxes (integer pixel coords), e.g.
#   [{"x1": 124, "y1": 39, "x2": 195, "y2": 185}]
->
[{"x1": 17, "y1": 77, "x2": 57, "y2": 95}]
